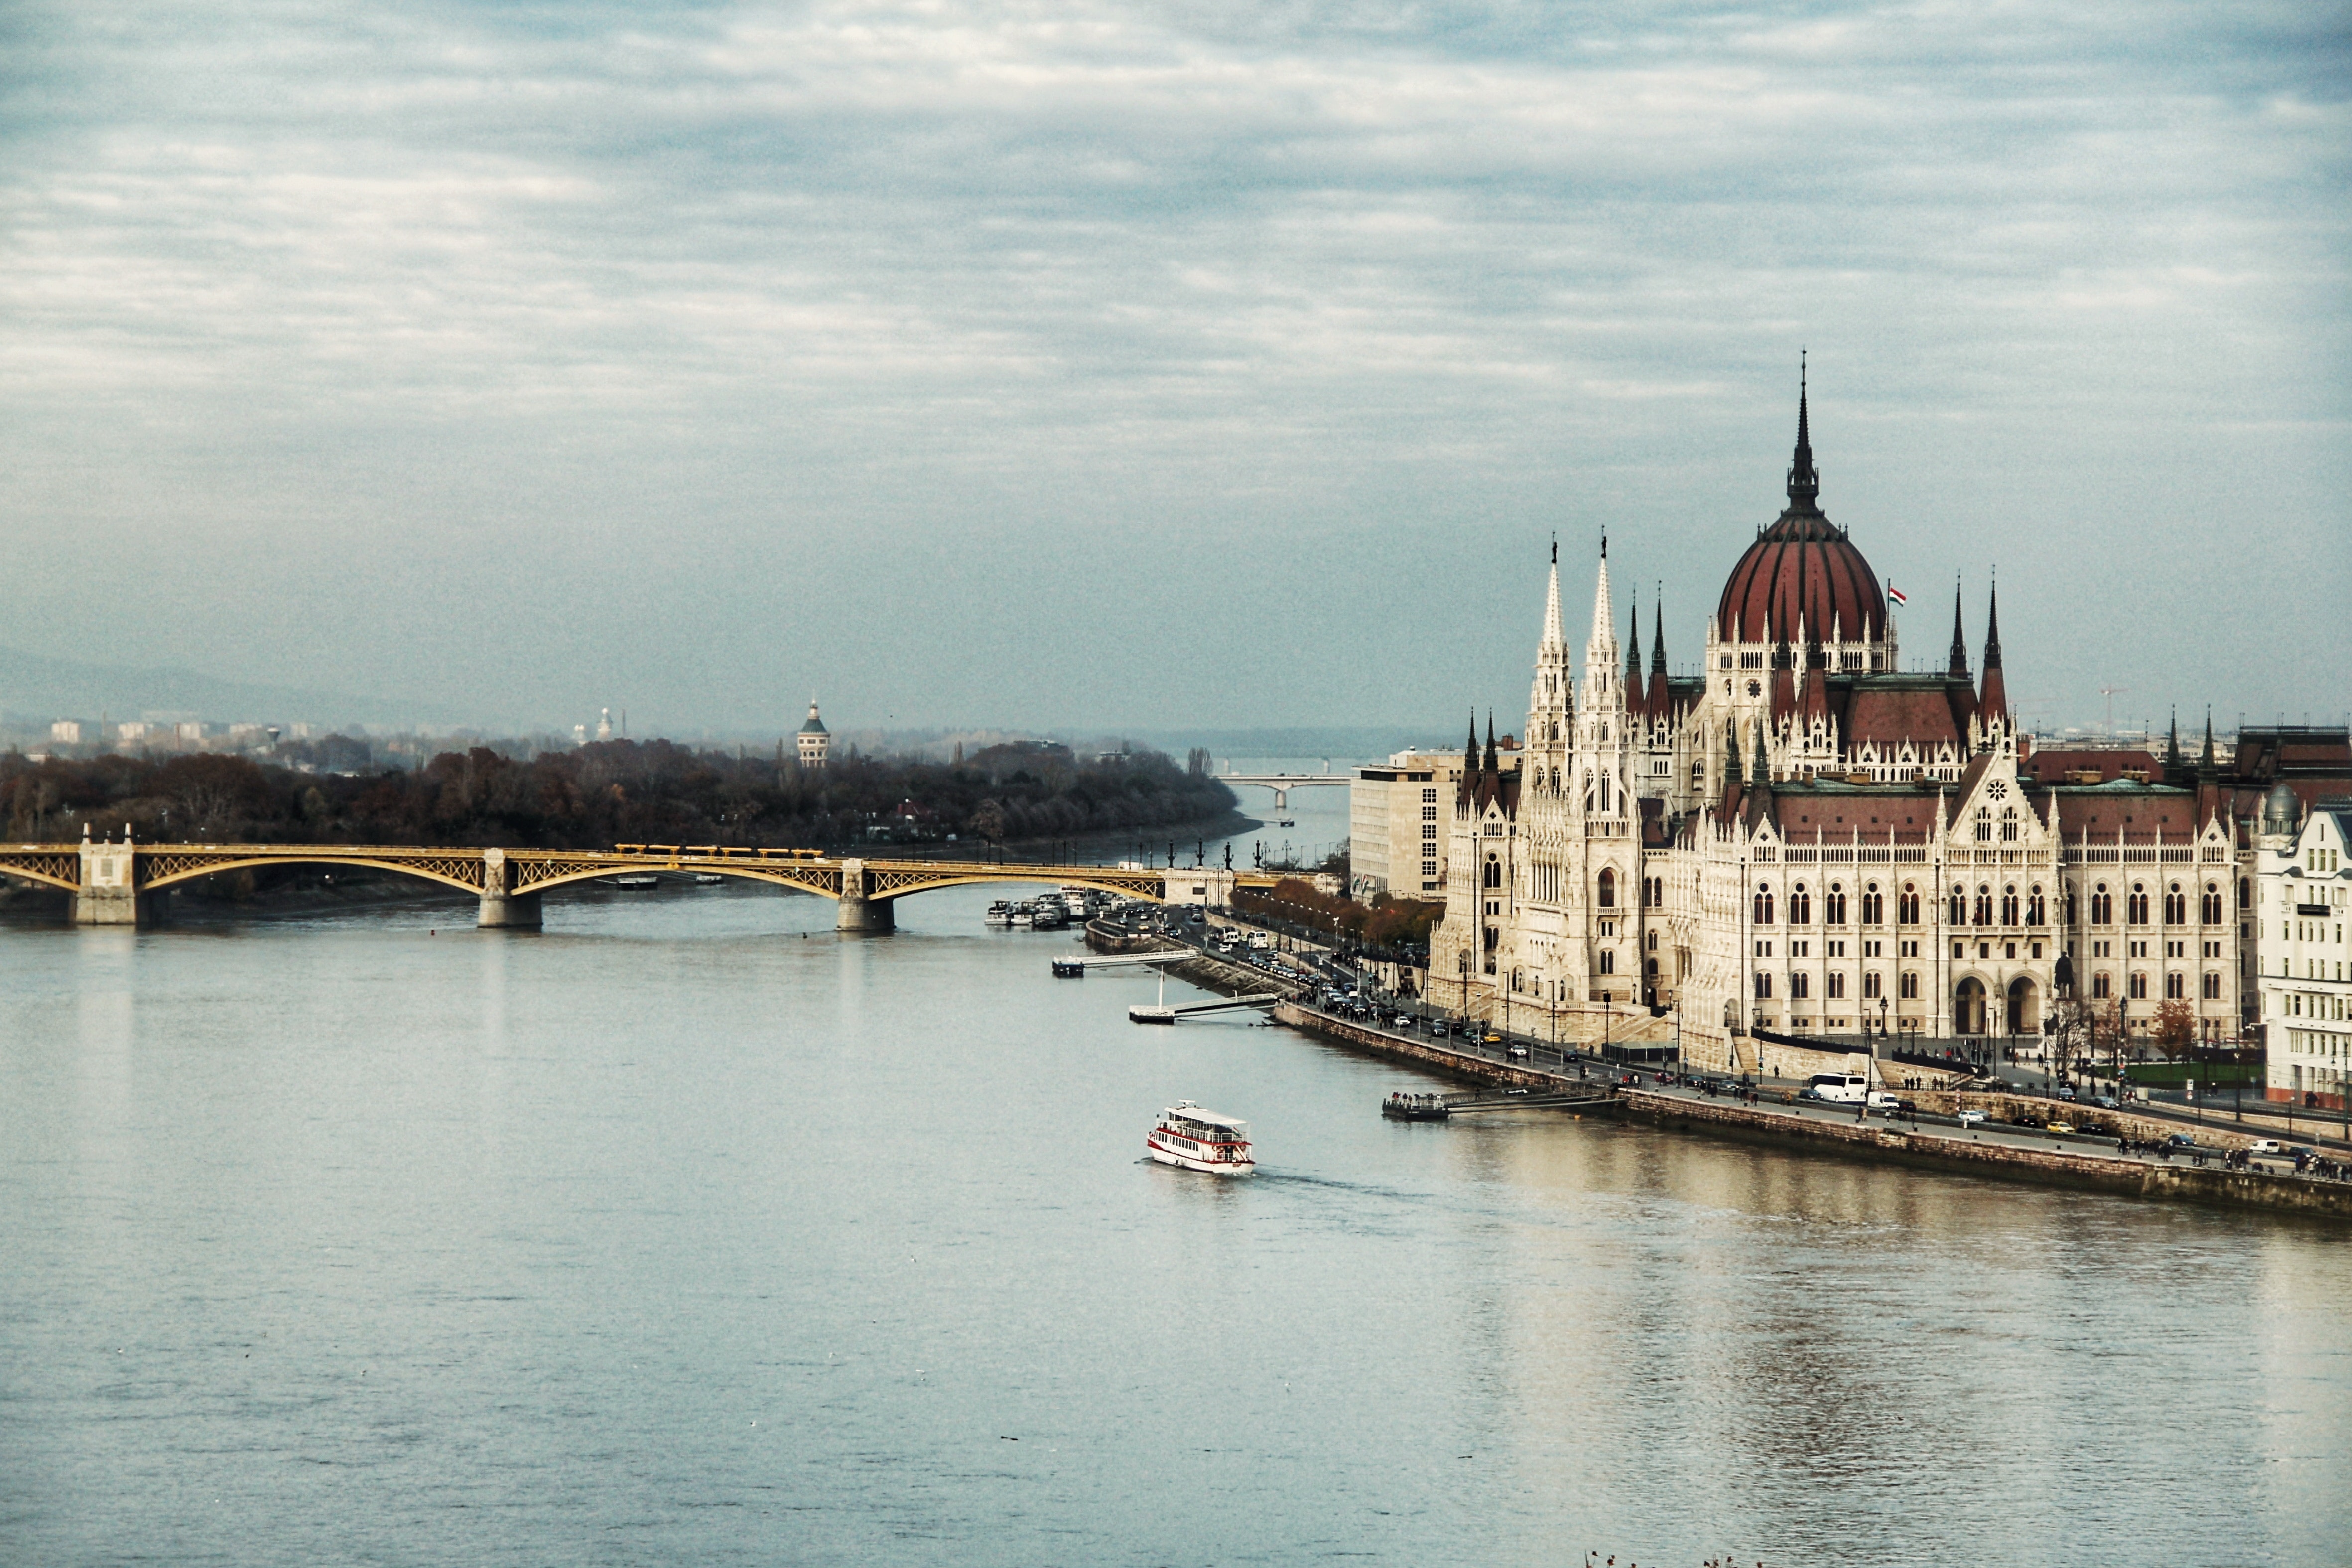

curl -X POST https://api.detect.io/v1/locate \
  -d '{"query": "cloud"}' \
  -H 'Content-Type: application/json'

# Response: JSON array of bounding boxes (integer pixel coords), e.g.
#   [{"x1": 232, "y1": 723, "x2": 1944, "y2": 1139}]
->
[{"x1": 0, "y1": 0, "x2": 2345, "y2": 735}]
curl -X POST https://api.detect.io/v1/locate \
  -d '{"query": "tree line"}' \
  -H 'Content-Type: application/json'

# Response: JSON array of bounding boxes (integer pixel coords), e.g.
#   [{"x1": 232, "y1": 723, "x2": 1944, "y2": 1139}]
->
[{"x1": 0, "y1": 740, "x2": 1238, "y2": 851}]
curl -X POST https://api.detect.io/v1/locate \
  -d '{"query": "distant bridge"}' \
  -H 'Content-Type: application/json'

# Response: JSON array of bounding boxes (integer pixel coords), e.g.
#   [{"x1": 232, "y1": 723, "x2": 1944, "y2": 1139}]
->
[
  {"x1": 0, "y1": 836, "x2": 1273, "y2": 932},
  {"x1": 1217, "y1": 765, "x2": 1351, "y2": 813}
]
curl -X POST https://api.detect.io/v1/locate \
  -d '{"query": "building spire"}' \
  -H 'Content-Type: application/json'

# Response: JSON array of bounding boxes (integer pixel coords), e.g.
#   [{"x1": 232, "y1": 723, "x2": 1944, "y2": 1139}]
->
[
  {"x1": 1464, "y1": 709, "x2": 1479, "y2": 784},
  {"x1": 1947, "y1": 576, "x2": 1969, "y2": 677},
  {"x1": 2166, "y1": 707, "x2": 2182, "y2": 766},
  {"x1": 1483, "y1": 711, "x2": 1498, "y2": 776},
  {"x1": 1541, "y1": 544, "x2": 1565, "y2": 651},
  {"x1": 1724, "y1": 719, "x2": 1743, "y2": 793},
  {"x1": 1786, "y1": 351, "x2": 1819, "y2": 513},
  {"x1": 1648, "y1": 592, "x2": 1667, "y2": 678},
  {"x1": 2202, "y1": 706, "x2": 2216, "y2": 769},
  {"x1": 1983, "y1": 578, "x2": 2003, "y2": 669},
  {"x1": 1624, "y1": 583, "x2": 1644, "y2": 700}
]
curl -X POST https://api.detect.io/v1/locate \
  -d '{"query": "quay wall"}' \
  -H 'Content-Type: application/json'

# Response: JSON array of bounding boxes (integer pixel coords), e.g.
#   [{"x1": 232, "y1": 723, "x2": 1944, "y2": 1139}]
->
[
  {"x1": 1620, "y1": 1091, "x2": 2352, "y2": 1220},
  {"x1": 1272, "y1": 1004, "x2": 1571, "y2": 1092}
]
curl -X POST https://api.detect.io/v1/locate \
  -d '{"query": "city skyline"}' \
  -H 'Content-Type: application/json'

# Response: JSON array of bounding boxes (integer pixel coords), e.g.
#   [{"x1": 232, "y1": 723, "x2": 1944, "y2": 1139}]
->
[{"x1": 3, "y1": 1, "x2": 2345, "y2": 737}]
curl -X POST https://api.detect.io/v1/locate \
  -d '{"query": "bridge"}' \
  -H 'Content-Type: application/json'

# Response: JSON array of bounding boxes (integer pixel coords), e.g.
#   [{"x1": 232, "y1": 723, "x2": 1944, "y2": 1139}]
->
[
  {"x1": 1217, "y1": 765, "x2": 1351, "y2": 814},
  {"x1": 0, "y1": 831, "x2": 1271, "y2": 932}
]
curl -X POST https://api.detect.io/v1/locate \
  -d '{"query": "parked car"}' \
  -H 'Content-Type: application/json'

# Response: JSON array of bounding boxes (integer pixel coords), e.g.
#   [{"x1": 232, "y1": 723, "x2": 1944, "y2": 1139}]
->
[
  {"x1": 2166, "y1": 1133, "x2": 2198, "y2": 1148},
  {"x1": 1956, "y1": 1109, "x2": 1988, "y2": 1126},
  {"x1": 2247, "y1": 1139, "x2": 2285, "y2": 1155},
  {"x1": 1506, "y1": 1044, "x2": 1530, "y2": 1061}
]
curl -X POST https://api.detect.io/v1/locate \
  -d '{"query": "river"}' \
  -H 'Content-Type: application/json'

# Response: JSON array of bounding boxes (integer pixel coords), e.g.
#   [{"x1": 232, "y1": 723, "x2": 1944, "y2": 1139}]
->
[{"x1": 2, "y1": 774, "x2": 2347, "y2": 1566}]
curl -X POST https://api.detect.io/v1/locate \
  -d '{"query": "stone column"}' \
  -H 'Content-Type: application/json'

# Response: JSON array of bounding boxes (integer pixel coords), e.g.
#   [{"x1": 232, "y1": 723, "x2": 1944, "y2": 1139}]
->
[
  {"x1": 72, "y1": 827, "x2": 159, "y2": 926},
  {"x1": 476, "y1": 847, "x2": 543, "y2": 929},
  {"x1": 835, "y1": 858, "x2": 896, "y2": 932}
]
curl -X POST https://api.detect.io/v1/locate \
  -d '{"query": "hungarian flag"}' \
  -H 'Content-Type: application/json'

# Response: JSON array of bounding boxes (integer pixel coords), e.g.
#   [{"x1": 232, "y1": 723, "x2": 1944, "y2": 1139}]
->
[{"x1": 1887, "y1": 582, "x2": 1908, "y2": 605}]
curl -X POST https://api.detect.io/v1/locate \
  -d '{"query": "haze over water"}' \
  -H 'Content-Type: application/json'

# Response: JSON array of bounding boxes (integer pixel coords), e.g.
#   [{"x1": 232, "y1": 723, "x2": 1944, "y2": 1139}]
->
[{"x1": 3, "y1": 791, "x2": 2348, "y2": 1565}]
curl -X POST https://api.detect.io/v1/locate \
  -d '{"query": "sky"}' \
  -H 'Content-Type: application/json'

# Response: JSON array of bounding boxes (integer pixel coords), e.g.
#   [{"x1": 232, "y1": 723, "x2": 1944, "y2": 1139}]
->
[{"x1": 3, "y1": 0, "x2": 2347, "y2": 743}]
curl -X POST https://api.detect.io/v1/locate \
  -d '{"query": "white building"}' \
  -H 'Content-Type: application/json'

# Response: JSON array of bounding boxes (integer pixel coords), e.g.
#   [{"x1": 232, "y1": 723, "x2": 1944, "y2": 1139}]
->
[
  {"x1": 49, "y1": 720, "x2": 83, "y2": 744},
  {"x1": 1429, "y1": 389, "x2": 2250, "y2": 1069},
  {"x1": 1351, "y1": 749, "x2": 1492, "y2": 899},
  {"x1": 2254, "y1": 788, "x2": 2351, "y2": 1112},
  {"x1": 798, "y1": 698, "x2": 831, "y2": 768}
]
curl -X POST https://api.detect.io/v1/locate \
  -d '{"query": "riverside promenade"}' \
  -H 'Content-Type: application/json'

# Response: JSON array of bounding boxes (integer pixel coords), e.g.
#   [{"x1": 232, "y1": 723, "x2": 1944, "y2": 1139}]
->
[{"x1": 1266, "y1": 1000, "x2": 2352, "y2": 1221}]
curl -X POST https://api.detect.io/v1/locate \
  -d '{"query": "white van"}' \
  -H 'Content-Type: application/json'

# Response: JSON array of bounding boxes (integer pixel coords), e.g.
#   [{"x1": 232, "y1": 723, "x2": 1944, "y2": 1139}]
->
[{"x1": 1807, "y1": 1073, "x2": 1868, "y2": 1105}]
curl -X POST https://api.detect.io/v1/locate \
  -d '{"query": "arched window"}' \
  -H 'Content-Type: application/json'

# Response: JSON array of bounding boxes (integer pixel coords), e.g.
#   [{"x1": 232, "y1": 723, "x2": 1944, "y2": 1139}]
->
[
  {"x1": 2092, "y1": 883, "x2": 2113, "y2": 925},
  {"x1": 1826, "y1": 884, "x2": 1847, "y2": 925},
  {"x1": 1790, "y1": 884, "x2": 1811, "y2": 925},
  {"x1": 1597, "y1": 869, "x2": 1616, "y2": 908},
  {"x1": 2128, "y1": 883, "x2": 2149, "y2": 925},
  {"x1": 1754, "y1": 972, "x2": 1773, "y2": 998},
  {"x1": 2000, "y1": 806, "x2": 2019, "y2": 843},
  {"x1": 2092, "y1": 972, "x2": 2111, "y2": 1000},
  {"x1": 1483, "y1": 856, "x2": 1501, "y2": 889},
  {"x1": 2239, "y1": 877, "x2": 2252, "y2": 909},
  {"x1": 1899, "y1": 884, "x2": 1920, "y2": 924},
  {"x1": 2202, "y1": 883, "x2": 2221, "y2": 924},
  {"x1": 2000, "y1": 885, "x2": 2020, "y2": 926},
  {"x1": 1790, "y1": 972, "x2": 1811, "y2": 999},
  {"x1": 2027, "y1": 886, "x2": 2045, "y2": 926},
  {"x1": 2163, "y1": 882, "x2": 2185, "y2": 925},
  {"x1": 1973, "y1": 885, "x2": 1993, "y2": 926},
  {"x1": 1974, "y1": 806, "x2": 1992, "y2": 843},
  {"x1": 2065, "y1": 885, "x2": 2078, "y2": 925},
  {"x1": 1754, "y1": 884, "x2": 1775, "y2": 925},
  {"x1": 1862, "y1": 883, "x2": 1884, "y2": 924},
  {"x1": 1949, "y1": 887, "x2": 1967, "y2": 925}
]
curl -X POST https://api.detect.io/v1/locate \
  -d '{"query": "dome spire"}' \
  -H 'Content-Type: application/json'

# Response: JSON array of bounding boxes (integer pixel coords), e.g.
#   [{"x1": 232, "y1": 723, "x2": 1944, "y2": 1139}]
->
[{"x1": 1786, "y1": 351, "x2": 1819, "y2": 513}]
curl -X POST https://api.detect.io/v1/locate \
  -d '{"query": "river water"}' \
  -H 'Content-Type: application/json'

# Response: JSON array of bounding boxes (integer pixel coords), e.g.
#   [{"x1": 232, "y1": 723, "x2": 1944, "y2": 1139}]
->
[{"x1": 3, "y1": 780, "x2": 2349, "y2": 1566}]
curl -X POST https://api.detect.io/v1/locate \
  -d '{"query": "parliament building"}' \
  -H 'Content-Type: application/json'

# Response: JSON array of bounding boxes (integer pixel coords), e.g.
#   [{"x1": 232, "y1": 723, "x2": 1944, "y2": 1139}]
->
[{"x1": 1428, "y1": 388, "x2": 2267, "y2": 1073}]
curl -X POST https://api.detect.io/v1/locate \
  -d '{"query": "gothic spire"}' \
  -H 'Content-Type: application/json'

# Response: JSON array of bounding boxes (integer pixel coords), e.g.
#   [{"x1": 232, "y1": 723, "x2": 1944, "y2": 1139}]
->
[
  {"x1": 1947, "y1": 576, "x2": 1969, "y2": 677},
  {"x1": 1786, "y1": 352, "x2": 1819, "y2": 513},
  {"x1": 2166, "y1": 708, "x2": 2182, "y2": 767},
  {"x1": 1649, "y1": 593, "x2": 1667, "y2": 677},
  {"x1": 1540, "y1": 541, "x2": 1565, "y2": 651},
  {"x1": 1624, "y1": 583, "x2": 1644, "y2": 705},
  {"x1": 1484, "y1": 711, "x2": 1498, "y2": 776},
  {"x1": 1464, "y1": 710, "x2": 1478, "y2": 783},
  {"x1": 2202, "y1": 707, "x2": 2216, "y2": 769},
  {"x1": 1751, "y1": 720, "x2": 1773, "y2": 789},
  {"x1": 1983, "y1": 579, "x2": 2003, "y2": 669},
  {"x1": 1725, "y1": 719, "x2": 1743, "y2": 792}
]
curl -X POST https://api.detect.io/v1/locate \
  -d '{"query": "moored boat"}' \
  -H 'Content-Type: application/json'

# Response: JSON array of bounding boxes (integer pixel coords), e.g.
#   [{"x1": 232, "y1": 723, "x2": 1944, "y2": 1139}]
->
[
  {"x1": 1051, "y1": 957, "x2": 1086, "y2": 977},
  {"x1": 1382, "y1": 1092, "x2": 1451, "y2": 1122},
  {"x1": 608, "y1": 873, "x2": 661, "y2": 890},
  {"x1": 984, "y1": 901, "x2": 1015, "y2": 928},
  {"x1": 1148, "y1": 1102, "x2": 1254, "y2": 1175}
]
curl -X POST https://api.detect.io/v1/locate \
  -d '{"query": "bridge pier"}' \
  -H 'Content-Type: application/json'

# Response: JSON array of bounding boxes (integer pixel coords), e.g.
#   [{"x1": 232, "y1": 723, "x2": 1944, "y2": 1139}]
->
[
  {"x1": 72, "y1": 829, "x2": 162, "y2": 927},
  {"x1": 835, "y1": 858, "x2": 895, "y2": 932},
  {"x1": 836, "y1": 894, "x2": 896, "y2": 933},
  {"x1": 475, "y1": 847, "x2": 542, "y2": 929},
  {"x1": 477, "y1": 891, "x2": 543, "y2": 929}
]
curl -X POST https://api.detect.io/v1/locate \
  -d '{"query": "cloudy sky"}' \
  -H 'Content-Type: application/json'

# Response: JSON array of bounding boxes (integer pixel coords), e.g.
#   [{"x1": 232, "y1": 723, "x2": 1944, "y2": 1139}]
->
[{"x1": 3, "y1": 0, "x2": 2346, "y2": 740}]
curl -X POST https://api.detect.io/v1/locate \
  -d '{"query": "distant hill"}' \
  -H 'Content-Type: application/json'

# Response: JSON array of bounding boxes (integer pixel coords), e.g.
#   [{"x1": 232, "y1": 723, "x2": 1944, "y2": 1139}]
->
[{"x1": 0, "y1": 643, "x2": 464, "y2": 733}]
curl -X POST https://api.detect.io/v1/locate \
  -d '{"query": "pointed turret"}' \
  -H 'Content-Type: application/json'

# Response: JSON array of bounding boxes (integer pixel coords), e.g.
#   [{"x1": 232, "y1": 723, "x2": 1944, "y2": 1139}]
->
[
  {"x1": 1624, "y1": 587, "x2": 1646, "y2": 718},
  {"x1": 1645, "y1": 596, "x2": 1671, "y2": 718},
  {"x1": 1786, "y1": 353, "x2": 1820, "y2": 515},
  {"x1": 1527, "y1": 541, "x2": 1574, "y2": 750},
  {"x1": 1947, "y1": 578, "x2": 1969, "y2": 677},
  {"x1": 2201, "y1": 707, "x2": 2216, "y2": 770},
  {"x1": 1977, "y1": 583, "x2": 2008, "y2": 722},
  {"x1": 1462, "y1": 711, "x2": 1479, "y2": 795},
  {"x1": 1483, "y1": 711, "x2": 1498, "y2": 778},
  {"x1": 1541, "y1": 539, "x2": 1565, "y2": 649},
  {"x1": 1769, "y1": 640, "x2": 1797, "y2": 723},
  {"x1": 1750, "y1": 720, "x2": 1773, "y2": 789},
  {"x1": 1723, "y1": 720, "x2": 1743, "y2": 798},
  {"x1": 2165, "y1": 707, "x2": 2182, "y2": 768}
]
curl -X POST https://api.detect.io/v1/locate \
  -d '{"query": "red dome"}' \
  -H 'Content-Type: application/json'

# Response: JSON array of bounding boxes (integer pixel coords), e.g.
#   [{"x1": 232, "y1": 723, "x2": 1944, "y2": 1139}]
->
[{"x1": 1716, "y1": 512, "x2": 1885, "y2": 647}]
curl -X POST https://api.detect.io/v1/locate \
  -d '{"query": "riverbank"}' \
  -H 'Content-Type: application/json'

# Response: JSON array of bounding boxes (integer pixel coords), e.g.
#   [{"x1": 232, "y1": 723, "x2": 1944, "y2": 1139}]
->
[{"x1": 1619, "y1": 1088, "x2": 2352, "y2": 1220}]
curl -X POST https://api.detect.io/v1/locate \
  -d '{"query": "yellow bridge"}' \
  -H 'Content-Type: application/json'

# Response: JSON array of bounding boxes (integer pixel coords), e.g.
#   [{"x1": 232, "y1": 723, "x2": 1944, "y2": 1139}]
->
[{"x1": 0, "y1": 835, "x2": 1266, "y2": 931}]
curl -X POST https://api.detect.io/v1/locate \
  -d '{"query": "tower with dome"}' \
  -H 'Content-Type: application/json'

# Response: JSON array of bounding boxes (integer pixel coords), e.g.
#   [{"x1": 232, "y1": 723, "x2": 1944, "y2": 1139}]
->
[
  {"x1": 1429, "y1": 378, "x2": 2251, "y2": 1073},
  {"x1": 796, "y1": 698, "x2": 831, "y2": 768}
]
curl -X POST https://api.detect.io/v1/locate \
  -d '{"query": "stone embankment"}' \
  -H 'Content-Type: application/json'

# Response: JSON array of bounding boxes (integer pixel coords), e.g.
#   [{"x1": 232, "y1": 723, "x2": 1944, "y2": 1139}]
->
[
  {"x1": 1619, "y1": 1090, "x2": 2352, "y2": 1220},
  {"x1": 1272, "y1": 1004, "x2": 1586, "y2": 1093}
]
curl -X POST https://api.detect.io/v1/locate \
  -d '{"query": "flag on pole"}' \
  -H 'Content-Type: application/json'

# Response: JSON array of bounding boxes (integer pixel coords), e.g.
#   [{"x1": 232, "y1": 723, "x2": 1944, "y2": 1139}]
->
[{"x1": 1887, "y1": 582, "x2": 1908, "y2": 605}]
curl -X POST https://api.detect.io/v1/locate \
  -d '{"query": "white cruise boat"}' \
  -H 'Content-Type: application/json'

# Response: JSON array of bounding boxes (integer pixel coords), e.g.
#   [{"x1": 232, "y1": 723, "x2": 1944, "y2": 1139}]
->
[
  {"x1": 984, "y1": 901, "x2": 1015, "y2": 928},
  {"x1": 1148, "y1": 1102, "x2": 1254, "y2": 1176}
]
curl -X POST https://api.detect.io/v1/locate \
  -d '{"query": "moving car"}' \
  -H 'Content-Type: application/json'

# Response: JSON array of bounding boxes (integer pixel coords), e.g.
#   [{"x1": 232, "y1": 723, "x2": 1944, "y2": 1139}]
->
[
  {"x1": 2247, "y1": 1139, "x2": 2285, "y2": 1155},
  {"x1": 1956, "y1": 1109, "x2": 1988, "y2": 1126}
]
